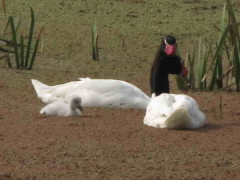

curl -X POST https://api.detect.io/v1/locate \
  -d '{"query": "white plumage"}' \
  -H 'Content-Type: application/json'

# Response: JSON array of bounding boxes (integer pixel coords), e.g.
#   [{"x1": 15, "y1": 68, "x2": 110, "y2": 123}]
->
[
  {"x1": 144, "y1": 93, "x2": 206, "y2": 129},
  {"x1": 32, "y1": 78, "x2": 206, "y2": 129},
  {"x1": 32, "y1": 78, "x2": 151, "y2": 110},
  {"x1": 40, "y1": 95, "x2": 83, "y2": 117}
]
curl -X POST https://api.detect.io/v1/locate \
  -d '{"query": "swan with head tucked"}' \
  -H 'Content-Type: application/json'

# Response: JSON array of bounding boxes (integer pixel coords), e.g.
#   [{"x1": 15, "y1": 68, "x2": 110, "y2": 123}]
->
[
  {"x1": 144, "y1": 93, "x2": 206, "y2": 129},
  {"x1": 40, "y1": 95, "x2": 83, "y2": 116},
  {"x1": 32, "y1": 78, "x2": 151, "y2": 110}
]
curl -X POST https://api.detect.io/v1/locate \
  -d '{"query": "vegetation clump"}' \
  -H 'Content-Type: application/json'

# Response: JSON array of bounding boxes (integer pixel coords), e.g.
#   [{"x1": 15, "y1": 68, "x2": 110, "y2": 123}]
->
[
  {"x1": 0, "y1": 0, "x2": 43, "y2": 70},
  {"x1": 176, "y1": 0, "x2": 240, "y2": 92}
]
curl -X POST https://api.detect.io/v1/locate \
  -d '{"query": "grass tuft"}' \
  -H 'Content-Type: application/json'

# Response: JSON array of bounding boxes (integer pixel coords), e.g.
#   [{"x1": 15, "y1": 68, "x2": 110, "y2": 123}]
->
[{"x1": 1, "y1": 6, "x2": 43, "y2": 70}]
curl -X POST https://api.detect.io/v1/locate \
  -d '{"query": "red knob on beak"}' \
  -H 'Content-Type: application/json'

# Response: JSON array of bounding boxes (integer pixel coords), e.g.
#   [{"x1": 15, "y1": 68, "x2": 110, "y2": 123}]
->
[{"x1": 165, "y1": 44, "x2": 176, "y2": 55}]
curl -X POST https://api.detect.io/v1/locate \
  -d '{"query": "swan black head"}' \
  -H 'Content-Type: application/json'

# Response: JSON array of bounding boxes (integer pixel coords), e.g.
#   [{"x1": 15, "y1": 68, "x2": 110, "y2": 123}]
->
[
  {"x1": 164, "y1": 35, "x2": 177, "y2": 45},
  {"x1": 160, "y1": 35, "x2": 177, "y2": 56}
]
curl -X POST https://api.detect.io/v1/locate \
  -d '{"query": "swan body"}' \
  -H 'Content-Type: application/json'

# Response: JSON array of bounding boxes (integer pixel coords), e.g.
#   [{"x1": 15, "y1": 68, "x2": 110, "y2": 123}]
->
[
  {"x1": 32, "y1": 78, "x2": 150, "y2": 109},
  {"x1": 40, "y1": 95, "x2": 83, "y2": 116},
  {"x1": 144, "y1": 93, "x2": 206, "y2": 129}
]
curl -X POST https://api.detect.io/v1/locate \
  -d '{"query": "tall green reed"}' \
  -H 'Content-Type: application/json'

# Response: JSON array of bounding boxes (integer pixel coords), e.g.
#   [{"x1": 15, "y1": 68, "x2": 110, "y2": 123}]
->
[
  {"x1": 2, "y1": 8, "x2": 43, "y2": 70},
  {"x1": 92, "y1": 23, "x2": 99, "y2": 60},
  {"x1": 226, "y1": 0, "x2": 240, "y2": 91}
]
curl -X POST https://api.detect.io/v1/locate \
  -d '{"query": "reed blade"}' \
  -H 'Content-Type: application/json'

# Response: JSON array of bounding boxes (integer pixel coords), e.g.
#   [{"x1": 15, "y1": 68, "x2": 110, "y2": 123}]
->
[
  {"x1": 5, "y1": 54, "x2": 12, "y2": 68},
  {"x1": 25, "y1": 8, "x2": 35, "y2": 68},
  {"x1": 201, "y1": 41, "x2": 210, "y2": 89},
  {"x1": 175, "y1": 48, "x2": 188, "y2": 90},
  {"x1": 215, "y1": 2, "x2": 225, "y2": 89},
  {"x1": 175, "y1": 75, "x2": 187, "y2": 90},
  {"x1": 219, "y1": 2, "x2": 226, "y2": 38},
  {"x1": 3, "y1": 17, "x2": 11, "y2": 36},
  {"x1": 226, "y1": 0, "x2": 240, "y2": 91},
  {"x1": 216, "y1": 55, "x2": 223, "y2": 89},
  {"x1": 28, "y1": 27, "x2": 44, "y2": 70},
  {"x1": 9, "y1": 16, "x2": 20, "y2": 69},
  {"x1": 197, "y1": 38, "x2": 204, "y2": 89},
  {"x1": 200, "y1": 40, "x2": 206, "y2": 89},
  {"x1": 92, "y1": 23, "x2": 99, "y2": 60},
  {"x1": 20, "y1": 33, "x2": 24, "y2": 68},
  {"x1": 15, "y1": 19, "x2": 22, "y2": 34},
  {"x1": 186, "y1": 53, "x2": 195, "y2": 89},
  {"x1": 208, "y1": 25, "x2": 230, "y2": 90},
  {"x1": 226, "y1": 0, "x2": 240, "y2": 46},
  {"x1": 189, "y1": 47, "x2": 196, "y2": 89}
]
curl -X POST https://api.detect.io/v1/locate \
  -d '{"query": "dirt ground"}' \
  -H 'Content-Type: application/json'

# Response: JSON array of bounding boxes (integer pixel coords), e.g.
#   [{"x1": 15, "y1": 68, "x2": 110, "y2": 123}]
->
[
  {"x1": 0, "y1": 70, "x2": 240, "y2": 180},
  {"x1": 0, "y1": 0, "x2": 240, "y2": 179}
]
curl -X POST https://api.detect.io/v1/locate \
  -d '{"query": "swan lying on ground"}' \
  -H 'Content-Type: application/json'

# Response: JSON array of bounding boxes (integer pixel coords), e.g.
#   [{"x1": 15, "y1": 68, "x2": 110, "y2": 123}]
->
[
  {"x1": 144, "y1": 93, "x2": 206, "y2": 129},
  {"x1": 32, "y1": 78, "x2": 206, "y2": 129},
  {"x1": 40, "y1": 95, "x2": 83, "y2": 116},
  {"x1": 32, "y1": 78, "x2": 150, "y2": 109}
]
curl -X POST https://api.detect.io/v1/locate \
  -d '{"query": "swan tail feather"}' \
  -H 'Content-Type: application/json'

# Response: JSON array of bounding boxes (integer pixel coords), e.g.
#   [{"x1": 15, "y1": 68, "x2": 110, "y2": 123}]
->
[
  {"x1": 31, "y1": 79, "x2": 58, "y2": 103},
  {"x1": 31, "y1": 79, "x2": 50, "y2": 97},
  {"x1": 78, "y1": 77, "x2": 91, "y2": 81},
  {"x1": 40, "y1": 107, "x2": 45, "y2": 114}
]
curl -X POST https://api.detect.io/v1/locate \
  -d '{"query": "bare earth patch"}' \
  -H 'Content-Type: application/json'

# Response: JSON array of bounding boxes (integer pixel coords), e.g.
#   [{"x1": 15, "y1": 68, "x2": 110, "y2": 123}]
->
[{"x1": 0, "y1": 72, "x2": 240, "y2": 179}]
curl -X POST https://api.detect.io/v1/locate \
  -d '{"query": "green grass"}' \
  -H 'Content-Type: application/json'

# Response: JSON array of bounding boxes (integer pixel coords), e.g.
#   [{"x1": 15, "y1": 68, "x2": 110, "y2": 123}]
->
[{"x1": 0, "y1": 0, "x2": 239, "y2": 91}]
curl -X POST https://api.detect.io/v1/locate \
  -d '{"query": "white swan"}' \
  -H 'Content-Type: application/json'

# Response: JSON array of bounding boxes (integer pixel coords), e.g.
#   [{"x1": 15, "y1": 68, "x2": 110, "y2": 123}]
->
[
  {"x1": 40, "y1": 95, "x2": 83, "y2": 116},
  {"x1": 32, "y1": 78, "x2": 151, "y2": 110},
  {"x1": 144, "y1": 93, "x2": 206, "y2": 129}
]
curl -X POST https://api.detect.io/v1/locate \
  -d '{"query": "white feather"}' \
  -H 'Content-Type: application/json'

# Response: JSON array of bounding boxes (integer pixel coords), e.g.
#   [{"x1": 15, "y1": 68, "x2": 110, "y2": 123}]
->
[
  {"x1": 144, "y1": 93, "x2": 206, "y2": 129},
  {"x1": 32, "y1": 78, "x2": 151, "y2": 109},
  {"x1": 40, "y1": 95, "x2": 82, "y2": 117}
]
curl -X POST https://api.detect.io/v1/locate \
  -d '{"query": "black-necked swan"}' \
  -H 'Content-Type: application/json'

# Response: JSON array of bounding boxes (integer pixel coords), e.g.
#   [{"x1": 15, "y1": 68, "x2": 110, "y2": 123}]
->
[
  {"x1": 144, "y1": 93, "x2": 206, "y2": 129},
  {"x1": 40, "y1": 95, "x2": 83, "y2": 116},
  {"x1": 150, "y1": 35, "x2": 188, "y2": 96},
  {"x1": 32, "y1": 78, "x2": 151, "y2": 110}
]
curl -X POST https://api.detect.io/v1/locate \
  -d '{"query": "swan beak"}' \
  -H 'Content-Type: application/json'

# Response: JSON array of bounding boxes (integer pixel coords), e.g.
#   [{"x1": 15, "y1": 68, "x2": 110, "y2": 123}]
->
[{"x1": 77, "y1": 105, "x2": 83, "y2": 111}]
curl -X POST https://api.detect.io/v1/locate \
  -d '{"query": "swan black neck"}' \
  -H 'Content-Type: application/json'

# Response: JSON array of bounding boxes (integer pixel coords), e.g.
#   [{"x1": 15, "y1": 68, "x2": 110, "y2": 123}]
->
[{"x1": 150, "y1": 35, "x2": 182, "y2": 96}]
